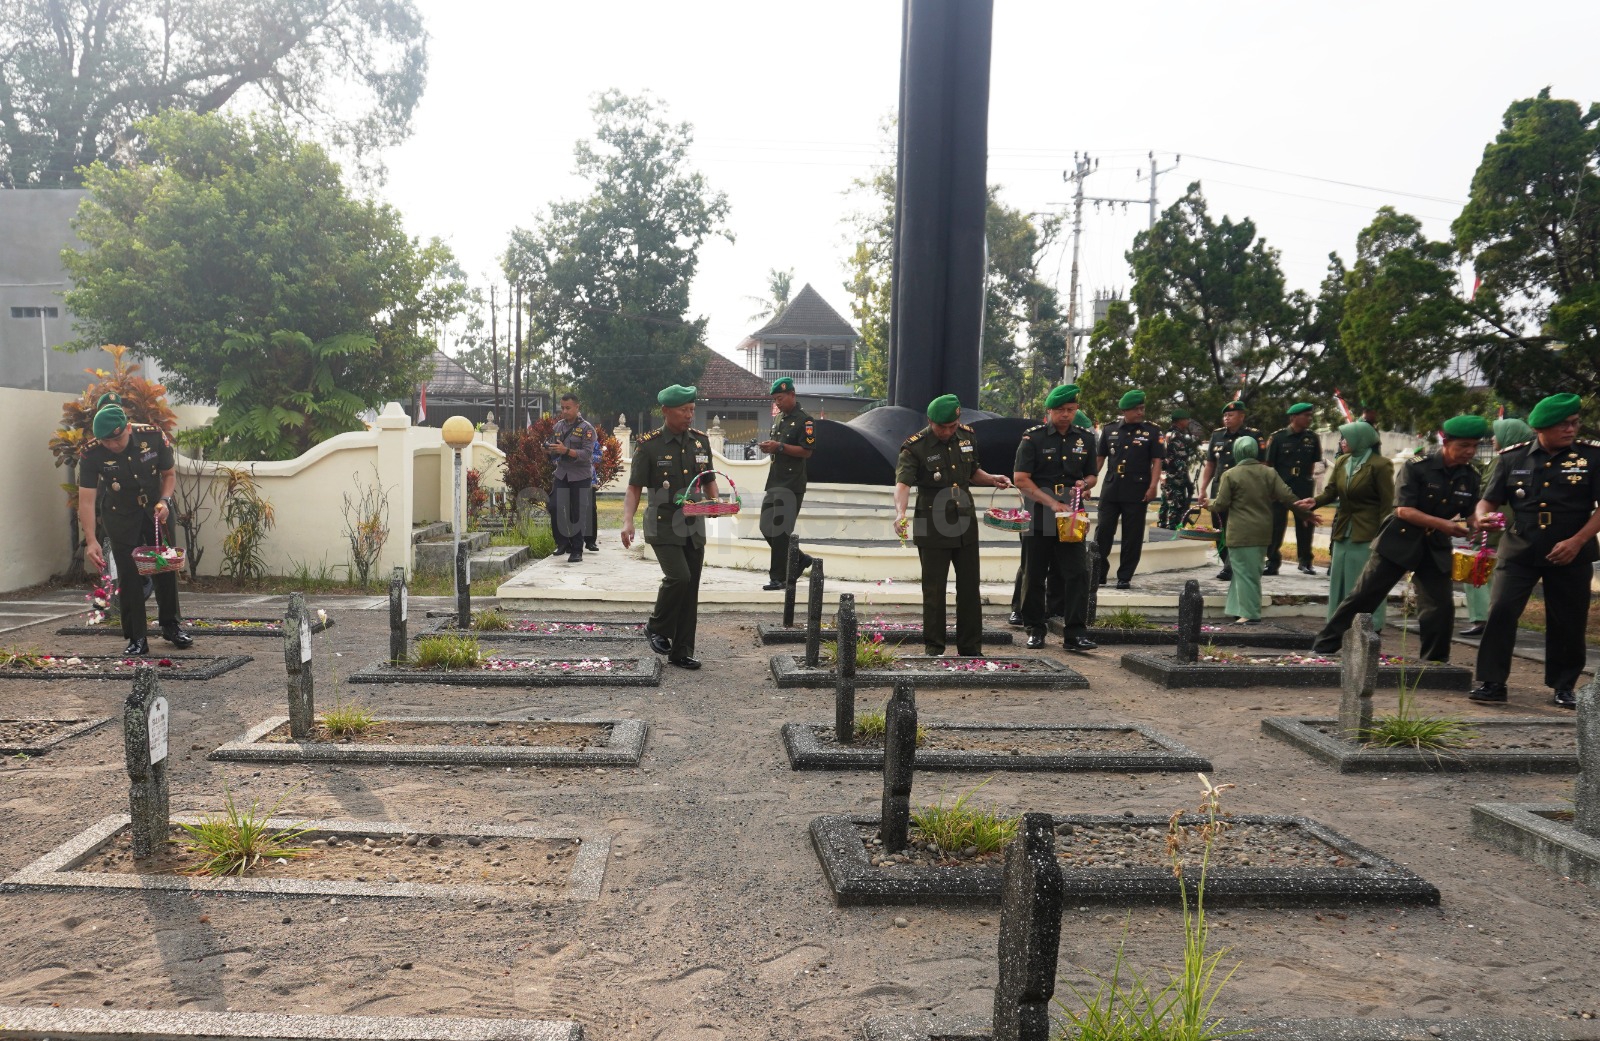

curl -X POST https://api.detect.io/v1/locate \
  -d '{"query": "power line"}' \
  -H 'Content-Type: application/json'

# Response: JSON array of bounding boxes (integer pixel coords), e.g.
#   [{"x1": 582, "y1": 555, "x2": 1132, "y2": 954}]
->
[{"x1": 1178, "y1": 152, "x2": 1467, "y2": 207}]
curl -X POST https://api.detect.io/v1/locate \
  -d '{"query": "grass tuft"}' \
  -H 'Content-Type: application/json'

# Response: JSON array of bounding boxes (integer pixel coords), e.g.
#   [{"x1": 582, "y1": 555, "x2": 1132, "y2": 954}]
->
[
  {"x1": 472, "y1": 608, "x2": 511, "y2": 631},
  {"x1": 1098, "y1": 607, "x2": 1157, "y2": 630},
  {"x1": 910, "y1": 779, "x2": 1018, "y2": 854},
  {"x1": 320, "y1": 700, "x2": 377, "y2": 737},
  {"x1": 411, "y1": 633, "x2": 482, "y2": 670},
  {"x1": 176, "y1": 781, "x2": 313, "y2": 877},
  {"x1": 852, "y1": 710, "x2": 927, "y2": 747},
  {"x1": 822, "y1": 633, "x2": 900, "y2": 669}
]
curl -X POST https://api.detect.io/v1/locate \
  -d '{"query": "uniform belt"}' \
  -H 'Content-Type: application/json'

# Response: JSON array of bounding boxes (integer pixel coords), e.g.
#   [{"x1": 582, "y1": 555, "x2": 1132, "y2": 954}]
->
[
  {"x1": 136, "y1": 493, "x2": 149, "y2": 507},
  {"x1": 1052, "y1": 483, "x2": 1068, "y2": 496},
  {"x1": 1115, "y1": 463, "x2": 1126, "y2": 475},
  {"x1": 1539, "y1": 512, "x2": 1552, "y2": 528}
]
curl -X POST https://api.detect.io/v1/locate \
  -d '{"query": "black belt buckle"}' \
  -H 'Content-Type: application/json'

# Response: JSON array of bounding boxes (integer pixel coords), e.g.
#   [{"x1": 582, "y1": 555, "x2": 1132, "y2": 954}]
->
[
  {"x1": 137, "y1": 493, "x2": 149, "y2": 507},
  {"x1": 1539, "y1": 511, "x2": 1552, "y2": 528},
  {"x1": 1116, "y1": 463, "x2": 1126, "y2": 475},
  {"x1": 1291, "y1": 466, "x2": 1300, "y2": 476},
  {"x1": 1052, "y1": 483, "x2": 1066, "y2": 496}
]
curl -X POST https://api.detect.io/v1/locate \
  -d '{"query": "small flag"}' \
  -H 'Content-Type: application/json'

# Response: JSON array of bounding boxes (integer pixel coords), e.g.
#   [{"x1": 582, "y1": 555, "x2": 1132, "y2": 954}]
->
[
  {"x1": 1496, "y1": 402, "x2": 1506, "y2": 420},
  {"x1": 1472, "y1": 273, "x2": 1482, "y2": 300},
  {"x1": 418, "y1": 383, "x2": 428, "y2": 423},
  {"x1": 1332, "y1": 388, "x2": 1354, "y2": 423}
]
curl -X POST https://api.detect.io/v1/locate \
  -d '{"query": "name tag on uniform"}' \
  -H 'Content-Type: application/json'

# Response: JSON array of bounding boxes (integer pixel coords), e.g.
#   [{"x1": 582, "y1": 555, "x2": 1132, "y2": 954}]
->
[{"x1": 960, "y1": 444, "x2": 974, "y2": 452}]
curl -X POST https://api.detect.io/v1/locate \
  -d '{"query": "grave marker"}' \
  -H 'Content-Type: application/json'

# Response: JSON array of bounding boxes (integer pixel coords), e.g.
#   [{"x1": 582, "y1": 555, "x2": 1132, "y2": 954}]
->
[
  {"x1": 835, "y1": 594, "x2": 857, "y2": 745},
  {"x1": 283, "y1": 592, "x2": 314, "y2": 740},
  {"x1": 1175, "y1": 579, "x2": 1203, "y2": 663},
  {"x1": 804, "y1": 558, "x2": 827, "y2": 667},
  {"x1": 123, "y1": 666, "x2": 170, "y2": 859},
  {"x1": 993, "y1": 812, "x2": 1065, "y2": 1041},
  {"x1": 1338, "y1": 613, "x2": 1379, "y2": 742},
  {"x1": 881, "y1": 679, "x2": 918, "y2": 853},
  {"x1": 1577, "y1": 680, "x2": 1599, "y2": 838},
  {"x1": 389, "y1": 566, "x2": 408, "y2": 664},
  {"x1": 783, "y1": 534, "x2": 802, "y2": 628},
  {"x1": 1085, "y1": 541, "x2": 1101, "y2": 628},
  {"x1": 455, "y1": 541, "x2": 470, "y2": 629}
]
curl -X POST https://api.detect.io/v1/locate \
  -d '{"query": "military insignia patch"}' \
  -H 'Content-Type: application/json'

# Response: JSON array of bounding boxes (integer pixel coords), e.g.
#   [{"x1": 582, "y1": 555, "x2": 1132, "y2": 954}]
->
[{"x1": 804, "y1": 420, "x2": 814, "y2": 444}]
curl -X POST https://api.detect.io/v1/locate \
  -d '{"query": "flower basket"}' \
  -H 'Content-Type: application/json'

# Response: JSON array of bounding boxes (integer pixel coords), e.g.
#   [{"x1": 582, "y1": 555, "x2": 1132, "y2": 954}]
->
[
  {"x1": 676, "y1": 470, "x2": 741, "y2": 517},
  {"x1": 132, "y1": 516, "x2": 186, "y2": 576},
  {"x1": 1055, "y1": 488, "x2": 1089, "y2": 543},
  {"x1": 1452, "y1": 532, "x2": 1495, "y2": 586},
  {"x1": 982, "y1": 488, "x2": 1031, "y2": 532},
  {"x1": 1175, "y1": 506, "x2": 1222, "y2": 543}
]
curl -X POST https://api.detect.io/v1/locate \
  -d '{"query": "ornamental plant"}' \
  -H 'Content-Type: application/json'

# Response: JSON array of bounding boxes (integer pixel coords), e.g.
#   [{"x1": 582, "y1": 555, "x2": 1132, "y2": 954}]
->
[
  {"x1": 909, "y1": 778, "x2": 1018, "y2": 855},
  {"x1": 177, "y1": 780, "x2": 313, "y2": 878}
]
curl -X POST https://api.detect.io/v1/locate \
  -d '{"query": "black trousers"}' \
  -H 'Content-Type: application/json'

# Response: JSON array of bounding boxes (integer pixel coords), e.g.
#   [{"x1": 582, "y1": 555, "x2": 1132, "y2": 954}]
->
[
  {"x1": 108, "y1": 518, "x2": 180, "y2": 642},
  {"x1": 1023, "y1": 531, "x2": 1088, "y2": 640},
  {"x1": 1268, "y1": 504, "x2": 1315, "y2": 569},
  {"x1": 1093, "y1": 499, "x2": 1149, "y2": 582},
  {"x1": 1314, "y1": 552, "x2": 1454, "y2": 662},
  {"x1": 1011, "y1": 533, "x2": 1064, "y2": 615},
  {"x1": 648, "y1": 541, "x2": 705, "y2": 657},
  {"x1": 586, "y1": 483, "x2": 598, "y2": 549},
  {"x1": 918, "y1": 540, "x2": 982, "y2": 657},
  {"x1": 761, "y1": 488, "x2": 806, "y2": 582},
  {"x1": 1474, "y1": 555, "x2": 1594, "y2": 691},
  {"x1": 549, "y1": 479, "x2": 592, "y2": 554}
]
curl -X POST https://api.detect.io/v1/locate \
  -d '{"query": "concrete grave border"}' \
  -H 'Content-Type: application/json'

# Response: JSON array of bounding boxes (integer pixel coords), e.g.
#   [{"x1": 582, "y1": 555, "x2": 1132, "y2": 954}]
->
[
  {"x1": 780, "y1": 721, "x2": 1210, "y2": 773},
  {"x1": 770, "y1": 654, "x2": 1089, "y2": 690},
  {"x1": 1120, "y1": 651, "x2": 1471, "y2": 690},
  {"x1": 211, "y1": 715, "x2": 649, "y2": 767},
  {"x1": 1471, "y1": 802, "x2": 1600, "y2": 886},
  {"x1": 1263, "y1": 716, "x2": 1578, "y2": 773},
  {"x1": 0, "y1": 1004, "x2": 582, "y2": 1041},
  {"x1": 0, "y1": 654, "x2": 253, "y2": 681},
  {"x1": 757, "y1": 622, "x2": 1014, "y2": 646},
  {"x1": 425, "y1": 618, "x2": 649, "y2": 642},
  {"x1": 861, "y1": 1012, "x2": 1600, "y2": 1041},
  {"x1": 0, "y1": 716, "x2": 112, "y2": 755},
  {"x1": 1054, "y1": 618, "x2": 1311, "y2": 647},
  {"x1": 57, "y1": 616, "x2": 334, "y2": 639},
  {"x1": 810, "y1": 812, "x2": 1439, "y2": 908},
  {"x1": 2, "y1": 813, "x2": 609, "y2": 902},
  {"x1": 350, "y1": 657, "x2": 663, "y2": 687}
]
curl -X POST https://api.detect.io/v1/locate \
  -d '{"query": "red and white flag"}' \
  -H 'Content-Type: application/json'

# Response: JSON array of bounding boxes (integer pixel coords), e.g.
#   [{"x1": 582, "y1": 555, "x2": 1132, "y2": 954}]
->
[
  {"x1": 1332, "y1": 388, "x2": 1354, "y2": 423},
  {"x1": 418, "y1": 383, "x2": 428, "y2": 423}
]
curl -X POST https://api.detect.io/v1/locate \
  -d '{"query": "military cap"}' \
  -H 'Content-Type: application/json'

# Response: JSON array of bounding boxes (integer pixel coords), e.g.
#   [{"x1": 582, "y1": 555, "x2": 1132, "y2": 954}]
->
[
  {"x1": 1222, "y1": 401, "x2": 1245, "y2": 414},
  {"x1": 657, "y1": 385, "x2": 697, "y2": 408},
  {"x1": 927, "y1": 394, "x2": 961, "y2": 423},
  {"x1": 1440, "y1": 415, "x2": 1489, "y2": 440},
  {"x1": 91, "y1": 404, "x2": 128, "y2": 439},
  {"x1": 1171, "y1": 409, "x2": 1190, "y2": 421},
  {"x1": 769, "y1": 377, "x2": 795, "y2": 395},
  {"x1": 1286, "y1": 402, "x2": 1314, "y2": 416},
  {"x1": 1044, "y1": 384, "x2": 1079, "y2": 409},
  {"x1": 1118, "y1": 389, "x2": 1146, "y2": 410},
  {"x1": 1528, "y1": 392, "x2": 1582, "y2": 429},
  {"x1": 1073, "y1": 411, "x2": 1094, "y2": 429},
  {"x1": 94, "y1": 392, "x2": 123, "y2": 411}
]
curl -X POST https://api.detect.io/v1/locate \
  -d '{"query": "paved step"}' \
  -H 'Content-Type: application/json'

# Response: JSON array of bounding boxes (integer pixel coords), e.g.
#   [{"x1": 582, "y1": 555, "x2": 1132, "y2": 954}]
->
[
  {"x1": 413, "y1": 531, "x2": 492, "y2": 570},
  {"x1": 410, "y1": 521, "x2": 450, "y2": 544},
  {"x1": 467, "y1": 545, "x2": 529, "y2": 579}
]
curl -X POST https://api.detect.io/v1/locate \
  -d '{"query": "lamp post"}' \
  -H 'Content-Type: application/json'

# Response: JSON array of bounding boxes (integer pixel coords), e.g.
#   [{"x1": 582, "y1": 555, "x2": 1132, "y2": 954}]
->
[{"x1": 441, "y1": 416, "x2": 476, "y2": 627}]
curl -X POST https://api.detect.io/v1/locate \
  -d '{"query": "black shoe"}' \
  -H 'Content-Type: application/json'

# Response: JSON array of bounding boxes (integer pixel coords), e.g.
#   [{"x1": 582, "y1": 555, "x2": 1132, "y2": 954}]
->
[
  {"x1": 161, "y1": 627, "x2": 194, "y2": 650},
  {"x1": 123, "y1": 637, "x2": 149, "y2": 656},
  {"x1": 1297, "y1": 564, "x2": 1317, "y2": 576},
  {"x1": 1064, "y1": 636, "x2": 1098, "y2": 652},
  {"x1": 1458, "y1": 623, "x2": 1486, "y2": 637},
  {"x1": 585, "y1": 543, "x2": 600, "y2": 552},
  {"x1": 647, "y1": 631, "x2": 672, "y2": 656},
  {"x1": 668, "y1": 655, "x2": 702, "y2": 670},
  {"x1": 1026, "y1": 632, "x2": 1045, "y2": 649},
  {"x1": 567, "y1": 551, "x2": 583, "y2": 563},
  {"x1": 762, "y1": 580, "x2": 785, "y2": 591},
  {"x1": 1468, "y1": 681, "x2": 1508, "y2": 704},
  {"x1": 1007, "y1": 610, "x2": 1024, "y2": 627},
  {"x1": 1216, "y1": 568, "x2": 1232, "y2": 581},
  {"x1": 1553, "y1": 689, "x2": 1577, "y2": 709},
  {"x1": 1115, "y1": 580, "x2": 1131, "y2": 590},
  {"x1": 797, "y1": 555, "x2": 815, "y2": 574},
  {"x1": 1262, "y1": 565, "x2": 1280, "y2": 576}
]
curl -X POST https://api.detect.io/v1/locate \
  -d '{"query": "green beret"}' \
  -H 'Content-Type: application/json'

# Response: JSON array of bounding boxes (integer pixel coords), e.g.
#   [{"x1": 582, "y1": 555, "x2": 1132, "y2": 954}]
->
[
  {"x1": 1171, "y1": 409, "x2": 1190, "y2": 421},
  {"x1": 1286, "y1": 402, "x2": 1314, "y2": 416},
  {"x1": 91, "y1": 404, "x2": 127, "y2": 439},
  {"x1": 1073, "y1": 411, "x2": 1094, "y2": 429},
  {"x1": 927, "y1": 394, "x2": 961, "y2": 423},
  {"x1": 1117, "y1": 389, "x2": 1146, "y2": 410},
  {"x1": 1440, "y1": 415, "x2": 1489, "y2": 440},
  {"x1": 769, "y1": 377, "x2": 795, "y2": 395},
  {"x1": 94, "y1": 392, "x2": 122, "y2": 411},
  {"x1": 1528, "y1": 392, "x2": 1582, "y2": 429},
  {"x1": 657, "y1": 385, "x2": 697, "y2": 408},
  {"x1": 1222, "y1": 401, "x2": 1245, "y2": 414},
  {"x1": 1043, "y1": 384, "x2": 1078, "y2": 409}
]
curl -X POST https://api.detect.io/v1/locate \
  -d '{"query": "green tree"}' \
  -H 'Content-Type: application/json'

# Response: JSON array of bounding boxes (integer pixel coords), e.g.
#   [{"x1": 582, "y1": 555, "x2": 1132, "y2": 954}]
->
[
  {"x1": 843, "y1": 159, "x2": 894, "y2": 401},
  {"x1": 506, "y1": 91, "x2": 731, "y2": 429},
  {"x1": 64, "y1": 110, "x2": 463, "y2": 459},
  {"x1": 0, "y1": 0, "x2": 427, "y2": 187},
  {"x1": 746, "y1": 268, "x2": 796, "y2": 324}
]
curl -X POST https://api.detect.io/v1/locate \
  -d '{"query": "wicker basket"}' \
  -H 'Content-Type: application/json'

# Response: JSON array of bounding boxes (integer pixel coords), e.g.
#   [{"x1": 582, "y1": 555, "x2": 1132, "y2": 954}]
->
[
  {"x1": 677, "y1": 470, "x2": 742, "y2": 517},
  {"x1": 981, "y1": 488, "x2": 1031, "y2": 532},
  {"x1": 1174, "y1": 506, "x2": 1222, "y2": 543},
  {"x1": 132, "y1": 516, "x2": 186, "y2": 576}
]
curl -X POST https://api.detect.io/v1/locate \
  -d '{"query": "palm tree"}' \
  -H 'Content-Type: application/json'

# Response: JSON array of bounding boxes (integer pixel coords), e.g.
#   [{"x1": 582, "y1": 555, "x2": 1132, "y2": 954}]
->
[{"x1": 745, "y1": 268, "x2": 795, "y2": 324}]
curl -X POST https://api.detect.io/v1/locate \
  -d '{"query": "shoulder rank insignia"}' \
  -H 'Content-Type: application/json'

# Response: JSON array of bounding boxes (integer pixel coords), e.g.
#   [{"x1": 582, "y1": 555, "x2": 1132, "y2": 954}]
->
[
  {"x1": 1497, "y1": 439, "x2": 1534, "y2": 455},
  {"x1": 1577, "y1": 438, "x2": 1600, "y2": 449},
  {"x1": 958, "y1": 423, "x2": 975, "y2": 434},
  {"x1": 638, "y1": 429, "x2": 660, "y2": 443},
  {"x1": 902, "y1": 432, "x2": 923, "y2": 448}
]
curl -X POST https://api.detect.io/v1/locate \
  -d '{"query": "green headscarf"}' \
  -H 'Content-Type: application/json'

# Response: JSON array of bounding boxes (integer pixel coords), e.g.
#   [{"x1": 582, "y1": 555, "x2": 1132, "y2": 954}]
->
[
  {"x1": 1492, "y1": 417, "x2": 1533, "y2": 448},
  {"x1": 1339, "y1": 420, "x2": 1379, "y2": 476},
  {"x1": 1232, "y1": 435, "x2": 1259, "y2": 462}
]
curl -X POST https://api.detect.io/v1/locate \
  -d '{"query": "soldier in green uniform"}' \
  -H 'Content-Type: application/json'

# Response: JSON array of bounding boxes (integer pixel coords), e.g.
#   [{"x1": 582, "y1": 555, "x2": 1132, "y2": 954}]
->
[
  {"x1": 759, "y1": 376, "x2": 815, "y2": 590},
  {"x1": 1014, "y1": 384, "x2": 1099, "y2": 651},
  {"x1": 893, "y1": 394, "x2": 1013, "y2": 657},
  {"x1": 1093, "y1": 389, "x2": 1164, "y2": 589},
  {"x1": 1312, "y1": 415, "x2": 1487, "y2": 662},
  {"x1": 1470, "y1": 394, "x2": 1600, "y2": 709},
  {"x1": 621, "y1": 385, "x2": 717, "y2": 670},
  {"x1": 1158, "y1": 409, "x2": 1198, "y2": 529},
  {"x1": 1265, "y1": 402, "x2": 1323, "y2": 575},
  {"x1": 76, "y1": 404, "x2": 193, "y2": 655},
  {"x1": 1197, "y1": 401, "x2": 1266, "y2": 580}
]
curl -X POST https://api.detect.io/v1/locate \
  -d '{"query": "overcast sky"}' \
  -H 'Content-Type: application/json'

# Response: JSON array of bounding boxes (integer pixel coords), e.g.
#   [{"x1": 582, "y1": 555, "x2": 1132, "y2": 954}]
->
[{"x1": 381, "y1": 0, "x2": 1599, "y2": 371}]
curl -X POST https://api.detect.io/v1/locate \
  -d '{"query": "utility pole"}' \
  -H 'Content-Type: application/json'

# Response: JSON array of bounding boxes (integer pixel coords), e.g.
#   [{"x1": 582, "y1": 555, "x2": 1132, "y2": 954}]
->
[
  {"x1": 512, "y1": 284, "x2": 523, "y2": 432},
  {"x1": 1136, "y1": 150, "x2": 1181, "y2": 229},
  {"x1": 489, "y1": 284, "x2": 500, "y2": 421}
]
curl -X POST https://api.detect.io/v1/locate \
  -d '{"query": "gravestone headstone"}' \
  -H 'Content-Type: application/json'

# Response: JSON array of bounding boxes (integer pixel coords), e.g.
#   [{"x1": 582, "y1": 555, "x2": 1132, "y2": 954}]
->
[
  {"x1": 783, "y1": 534, "x2": 802, "y2": 628},
  {"x1": 835, "y1": 594, "x2": 857, "y2": 745},
  {"x1": 1338, "y1": 613, "x2": 1379, "y2": 742},
  {"x1": 881, "y1": 679, "x2": 918, "y2": 853},
  {"x1": 283, "y1": 592, "x2": 314, "y2": 740},
  {"x1": 1576, "y1": 679, "x2": 1599, "y2": 838},
  {"x1": 388, "y1": 566, "x2": 408, "y2": 664},
  {"x1": 123, "y1": 666, "x2": 170, "y2": 859},
  {"x1": 804, "y1": 558, "x2": 827, "y2": 668},
  {"x1": 455, "y1": 541, "x2": 470, "y2": 629},
  {"x1": 1175, "y1": 579, "x2": 1204, "y2": 663},
  {"x1": 1085, "y1": 541, "x2": 1101, "y2": 628},
  {"x1": 993, "y1": 812, "x2": 1065, "y2": 1041}
]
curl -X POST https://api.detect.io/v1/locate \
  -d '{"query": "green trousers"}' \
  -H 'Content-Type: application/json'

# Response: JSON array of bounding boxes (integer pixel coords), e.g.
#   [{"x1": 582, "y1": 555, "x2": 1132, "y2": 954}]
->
[
  {"x1": 917, "y1": 540, "x2": 983, "y2": 657},
  {"x1": 1460, "y1": 564, "x2": 1493, "y2": 623},
  {"x1": 1224, "y1": 545, "x2": 1265, "y2": 620},
  {"x1": 648, "y1": 541, "x2": 705, "y2": 657},
  {"x1": 1328, "y1": 539, "x2": 1385, "y2": 631}
]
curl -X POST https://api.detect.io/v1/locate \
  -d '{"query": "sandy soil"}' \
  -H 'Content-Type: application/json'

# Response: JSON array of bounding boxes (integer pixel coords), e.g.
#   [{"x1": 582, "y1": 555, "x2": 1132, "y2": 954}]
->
[
  {"x1": 821, "y1": 725, "x2": 1157, "y2": 754},
  {"x1": 0, "y1": 602, "x2": 1594, "y2": 1040},
  {"x1": 261, "y1": 720, "x2": 613, "y2": 749}
]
